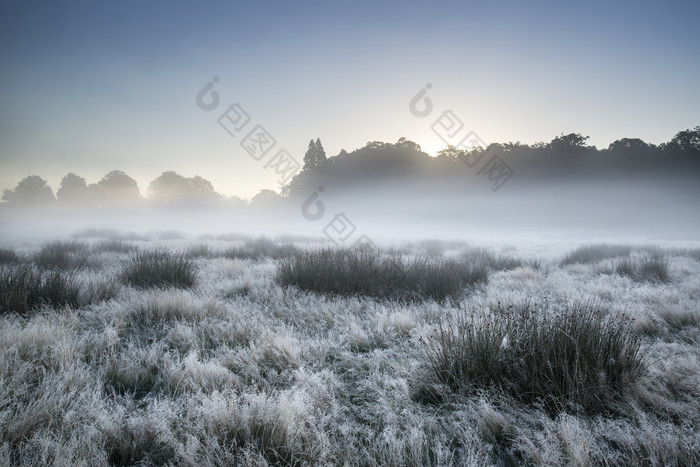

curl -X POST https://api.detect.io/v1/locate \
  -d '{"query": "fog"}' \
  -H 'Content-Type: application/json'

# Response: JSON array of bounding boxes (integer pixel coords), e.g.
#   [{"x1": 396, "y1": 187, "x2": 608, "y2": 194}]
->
[{"x1": 2, "y1": 168, "x2": 698, "y2": 256}]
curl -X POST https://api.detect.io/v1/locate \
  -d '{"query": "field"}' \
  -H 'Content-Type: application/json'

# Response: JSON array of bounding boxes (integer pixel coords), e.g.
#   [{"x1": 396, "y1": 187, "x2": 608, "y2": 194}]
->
[{"x1": 1, "y1": 232, "x2": 699, "y2": 466}]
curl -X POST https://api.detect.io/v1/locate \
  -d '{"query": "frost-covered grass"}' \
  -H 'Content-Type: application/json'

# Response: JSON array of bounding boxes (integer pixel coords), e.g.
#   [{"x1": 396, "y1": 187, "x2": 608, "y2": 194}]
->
[
  {"x1": 1, "y1": 237, "x2": 699, "y2": 465},
  {"x1": 120, "y1": 249, "x2": 198, "y2": 289},
  {"x1": 0, "y1": 265, "x2": 81, "y2": 314},
  {"x1": 34, "y1": 240, "x2": 91, "y2": 270},
  {"x1": 278, "y1": 247, "x2": 488, "y2": 302},
  {"x1": 423, "y1": 302, "x2": 644, "y2": 414},
  {"x1": 0, "y1": 247, "x2": 19, "y2": 264},
  {"x1": 93, "y1": 238, "x2": 139, "y2": 254},
  {"x1": 560, "y1": 243, "x2": 632, "y2": 265},
  {"x1": 221, "y1": 236, "x2": 299, "y2": 260}
]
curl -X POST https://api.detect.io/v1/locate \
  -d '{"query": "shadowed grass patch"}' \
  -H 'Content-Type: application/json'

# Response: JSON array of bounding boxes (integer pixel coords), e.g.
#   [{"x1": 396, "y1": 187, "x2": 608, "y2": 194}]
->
[
  {"x1": 277, "y1": 248, "x2": 487, "y2": 302},
  {"x1": 120, "y1": 249, "x2": 198, "y2": 289},
  {"x1": 422, "y1": 302, "x2": 645, "y2": 414},
  {"x1": 0, "y1": 265, "x2": 81, "y2": 314},
  {"x1": 561, "y1": 244, "x2": 632, "y2": 266},
  {"x1": 185, "y1": 243, "x2": 211, "y2": 258},
  {"x1": 221, "y1": 237, "x2": 298, "y2": 260},
  {"x1": 611, "y1": 252, "x2": 670, "y2": 283},
  {"x1": 461, "y1": 247, "x2": 524, "y2": 272},
  {"x1": 93, "y1": 239, "x2": 138, "y2": 254},
  {"x1": 0, "y1": 247, "x2": 19, "y2": 264},
  {"x1": 34, "y1": 240, "x2": 90, "y2": 270}
]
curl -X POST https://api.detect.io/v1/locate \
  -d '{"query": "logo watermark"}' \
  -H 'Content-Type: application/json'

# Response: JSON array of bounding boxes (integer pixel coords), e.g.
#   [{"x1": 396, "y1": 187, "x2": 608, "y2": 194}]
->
[
  {"x1": 196, "y1": 77, "x2": 301, "y2": 185},
  {"x1": 301, "y1": 186, "x2": 377, "y2": 252},
  {"x1": 409, "y1": 83, "x2": 513, "y2": 190}
]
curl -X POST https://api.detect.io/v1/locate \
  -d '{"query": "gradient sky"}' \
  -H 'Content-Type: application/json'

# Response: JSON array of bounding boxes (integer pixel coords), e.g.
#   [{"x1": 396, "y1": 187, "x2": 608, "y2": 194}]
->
[{"x1": 1, "y1": 0, "x2": 699, "y2": 199}]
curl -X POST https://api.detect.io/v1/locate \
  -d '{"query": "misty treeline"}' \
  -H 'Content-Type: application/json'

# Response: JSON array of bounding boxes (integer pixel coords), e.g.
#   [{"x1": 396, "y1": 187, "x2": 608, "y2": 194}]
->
[{"x1": 2, "y1": 127, "x2": 698, "y2": 210}]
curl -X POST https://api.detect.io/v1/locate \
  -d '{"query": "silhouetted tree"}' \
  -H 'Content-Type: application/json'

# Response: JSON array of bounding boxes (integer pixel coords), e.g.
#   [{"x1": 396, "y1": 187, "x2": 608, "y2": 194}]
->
[
  {"x1": 93, "y1": 170, "x2": 141, "y2": 205},
  {"x1": 250, "y1": 189, "x2": 282, "y2": 207},
  {"x1": 549, "y1": 133, "x2": 590, "y2": 150},
  {"x1": 189, "y1": 175, "x2": 220, "y2": 201},
  {"x1": 667, "y1": 127, "x2": 700, "y2": 153},
  {"x1": 396, "y1": 137, "x2": 422, "y2": 153},
  {"x1": 148, "y1": 171, "x2": 221, "y2": 205},
  {"x1": 56, "y1": 173, "x2": 89, "y2": 204},
  {"x1": 303, "y1": 138, "x2": 327, "y2": 170},
  {"x1": 607, "y1": 138, "x2": 652, "y2": 153},
  {"x1": 148, "y1": 171, "x2": 191, "y2": 203},
  {"x1": 436, "y1": 145, "x2": 462, "y2": 162},
  {"x1": 228, "y1": 195, "x2": 247, "y2": 208},
  {"x1": 2, "y1": 175, "x2": 55, "y2": 205}
]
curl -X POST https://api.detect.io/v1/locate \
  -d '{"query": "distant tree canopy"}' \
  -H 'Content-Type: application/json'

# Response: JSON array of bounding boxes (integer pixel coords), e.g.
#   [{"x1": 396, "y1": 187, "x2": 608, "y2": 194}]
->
[
  {"x1": 606, "y1": 138, "x2": 653, "y2": 153},
  {"x1": 549, "y1": 133, "x2": 591, "y2": 150},
  {"x1": 91, "y1": 170, "x2": 141, "y2": 205},
  {"x1": 281, "y1": 128, "x2": 700, "y2": 197},
  {"x1": 283, "y1": 137, "x2": 433, "y2": 197},
  {"x1": 56, "y1": 173, "x2": 89, "y2": 204},
  {"x1": 2, "y1": 175, "x2": 55, "y2": 205},
  {"x1": 250, "y1": 188, "x2": 282, "y2": 207},
  {"x1": 666, "y1": 126, "x2": 700, "y2": 153},
  {"x1": 148, "y1": 171, "x2": 222, "y2": 205}
]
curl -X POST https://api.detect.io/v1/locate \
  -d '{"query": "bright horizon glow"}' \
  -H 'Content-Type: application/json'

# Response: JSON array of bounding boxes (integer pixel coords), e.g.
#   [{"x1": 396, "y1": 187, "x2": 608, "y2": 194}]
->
[{"x1": 1, "y1": 0, "x2": 699, "y2": 199}]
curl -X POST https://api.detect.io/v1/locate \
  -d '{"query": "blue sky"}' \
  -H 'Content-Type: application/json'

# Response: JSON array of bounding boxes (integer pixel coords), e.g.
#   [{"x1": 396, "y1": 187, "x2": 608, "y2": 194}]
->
[{"x1": 1, "y1": 0, "x2": 698, "y2": 198}]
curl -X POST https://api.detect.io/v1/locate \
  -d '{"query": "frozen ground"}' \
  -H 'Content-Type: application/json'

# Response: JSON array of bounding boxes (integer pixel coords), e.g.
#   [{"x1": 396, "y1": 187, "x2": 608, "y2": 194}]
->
[{"x1": 1, "y1": 231, "x2": 699, "y2": 465}]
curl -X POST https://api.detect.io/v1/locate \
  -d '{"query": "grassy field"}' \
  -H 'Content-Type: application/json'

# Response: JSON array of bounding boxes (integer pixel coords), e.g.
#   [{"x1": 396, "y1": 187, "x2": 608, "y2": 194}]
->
[{"x1": 1, "y1": 234, "x2": 699, "y2": 466}]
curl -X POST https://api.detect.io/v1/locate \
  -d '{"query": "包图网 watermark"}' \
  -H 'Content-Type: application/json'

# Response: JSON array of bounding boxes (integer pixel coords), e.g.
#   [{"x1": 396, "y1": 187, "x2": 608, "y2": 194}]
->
[
  {"x1": 301, "y1": 185, "x2": 377, "y2": 252},
  {"x1": 196, "y1": 77, "x2": 301, "y2": 185},
  {"x1": 409, "y1": 83, "x2": 514, "y2": 191}
]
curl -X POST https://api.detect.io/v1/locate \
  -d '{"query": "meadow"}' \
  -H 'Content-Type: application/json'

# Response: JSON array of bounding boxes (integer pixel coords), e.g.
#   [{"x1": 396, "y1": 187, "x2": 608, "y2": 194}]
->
[{"x1": 1, "y1": 232, "x2": 699, "y2": 466}]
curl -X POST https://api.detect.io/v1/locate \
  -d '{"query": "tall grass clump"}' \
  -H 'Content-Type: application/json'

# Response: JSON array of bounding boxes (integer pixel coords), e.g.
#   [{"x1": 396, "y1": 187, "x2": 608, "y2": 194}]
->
[
  {"x1": 637, "y1": 251, "x2": 670, "y2": 282},
  {"x1": 461, "y1": 247, "x2": 523, "y2": 272},
  {"x1": 561, "y1": 243, "x2": 632, "y2": 265},
  {"x1": 34, "y1": 240, "x2": 90, "y2": 270},
  {"x1": 0, "y1": 247, "x2": 19, "y2": 264},
  {"x1": 423, "y1": 302, "x2": 645, "y2": 414},
  {"x1": 0, "y1": 265, "x2": 81, "y2": 314},
  {"x1": 222, "y1": 236, "x2": 298, "y2": 260},
  {"x1": 120, "y1": 249, "x2": 198, "y2": 289},
  {"x1": 613, "y1": 252, "x2": 670, "y2": 283},
  {"x1": 277, "y1": 248, "x2": 487, "y2": 302},
  {"x1": 92, "y1": 238, "x2": 138, "y2": 254},
  {"x1": 185, "y1": 243, "x2": 211, "y2": 258}
]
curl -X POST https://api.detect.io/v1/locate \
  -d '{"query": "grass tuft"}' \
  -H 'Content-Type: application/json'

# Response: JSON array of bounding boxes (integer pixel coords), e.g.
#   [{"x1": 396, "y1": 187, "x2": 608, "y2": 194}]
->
[
  {"x1": 34, "y1": 240, "x2": 90, "y2": 270},
  {"x1": 0, "y1": 247, "x2": 19, "y2": 264},
  {"x1": 422, "y1": 302, "x2": 645, "y2": 414},
  {"x1": 185, "y1": 243, "x2": 211, "y2": 258},
  {"x1": 0, "y1": 265, "x2": 81, "y2": 314},
  {"x1": 120, "y1": 249, "x2": 198, "y2": 289},
  {"x1": 278, "y1": 247, "x2": 487, "y2": 302},
  {"x1": 93, "y1": 239, "x2": 138, "y2": 254},
  {"x1": 221, "y1": 236, "x2": 298, "y2": 260},
  {"x1": 461, "y1": 247, "x2": 524, "y2": 272},
  {"x1": 561, "y1": 244, "x2": 632, "y2": 265},
  {"x1": 612, "y1": 252, "x2": 670, "y2": 283},
  {"x1": 637, "y1": 251, "x2": 670, "y2": 283}
]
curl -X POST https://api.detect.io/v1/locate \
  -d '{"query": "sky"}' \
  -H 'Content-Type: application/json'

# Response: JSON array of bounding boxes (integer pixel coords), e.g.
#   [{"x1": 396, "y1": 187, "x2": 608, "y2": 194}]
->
[{"x1": 1, "y1": 0, "x2": 699, "y2": 199}]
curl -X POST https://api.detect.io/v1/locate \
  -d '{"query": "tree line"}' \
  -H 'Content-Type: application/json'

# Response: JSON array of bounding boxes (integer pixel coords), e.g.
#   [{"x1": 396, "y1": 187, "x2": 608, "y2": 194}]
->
[
  {"x1": 1, "y1": 170, "x2": 233, "y2": 208},
  {"x1": 282, "y1": 127, "x2": 700, "y2": 197},
  {"x1": 2, "y1": 127, "x2": 698, "y2": 207}
]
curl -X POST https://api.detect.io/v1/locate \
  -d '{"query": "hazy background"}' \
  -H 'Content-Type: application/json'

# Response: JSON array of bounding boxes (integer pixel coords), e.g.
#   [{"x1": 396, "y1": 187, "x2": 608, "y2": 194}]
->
[{"x1": 2, "y1": 0, "x2": 699, "y2": 199}]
